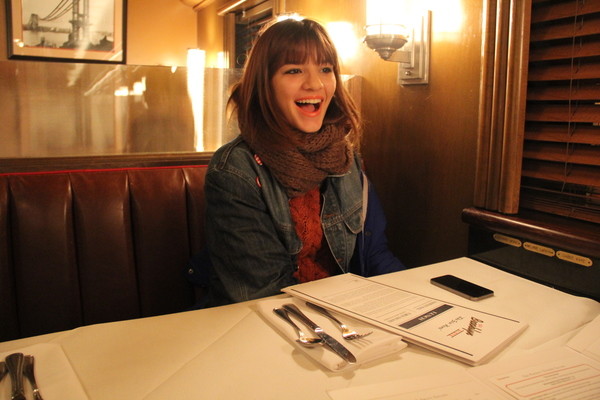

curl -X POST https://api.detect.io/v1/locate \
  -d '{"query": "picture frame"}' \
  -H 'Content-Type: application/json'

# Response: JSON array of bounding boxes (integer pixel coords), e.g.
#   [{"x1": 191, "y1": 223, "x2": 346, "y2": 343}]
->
[{"x1": 6, "y1": 0, "x2": 126, "y2": 63}]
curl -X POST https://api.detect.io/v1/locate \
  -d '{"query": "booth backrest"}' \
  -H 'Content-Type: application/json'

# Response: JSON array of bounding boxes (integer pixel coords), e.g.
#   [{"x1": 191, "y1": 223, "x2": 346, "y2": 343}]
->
[{"x1": 0, "y1": 165, "x2": 207, "y2": 341}]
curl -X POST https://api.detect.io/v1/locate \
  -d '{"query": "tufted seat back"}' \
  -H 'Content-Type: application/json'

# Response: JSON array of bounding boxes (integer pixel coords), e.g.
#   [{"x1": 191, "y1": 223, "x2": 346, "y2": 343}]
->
[{"x1": 0, "y1": 165, "x2": 207, "y2": 341}]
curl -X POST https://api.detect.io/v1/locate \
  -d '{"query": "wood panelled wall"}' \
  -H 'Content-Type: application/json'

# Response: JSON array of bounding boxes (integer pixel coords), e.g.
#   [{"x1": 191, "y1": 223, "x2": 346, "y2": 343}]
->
[
  {"x1": 198, "y1": 0, "x2": 484, "y2": 267},
  {"x1": 0, "y1": 0, "x2": 484, "y2": 268}
]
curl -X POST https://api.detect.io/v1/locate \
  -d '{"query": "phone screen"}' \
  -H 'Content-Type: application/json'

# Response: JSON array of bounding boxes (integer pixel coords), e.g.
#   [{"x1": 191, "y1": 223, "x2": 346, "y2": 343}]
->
[{"x1": 430, "y1": 274, "x2": 494, "y2": 300}]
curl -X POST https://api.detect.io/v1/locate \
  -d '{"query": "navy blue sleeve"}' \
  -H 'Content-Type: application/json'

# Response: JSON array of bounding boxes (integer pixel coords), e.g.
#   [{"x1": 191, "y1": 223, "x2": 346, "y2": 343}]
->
[{"x1": 353, "y1": 177, "x2": 405, "y2": 276}]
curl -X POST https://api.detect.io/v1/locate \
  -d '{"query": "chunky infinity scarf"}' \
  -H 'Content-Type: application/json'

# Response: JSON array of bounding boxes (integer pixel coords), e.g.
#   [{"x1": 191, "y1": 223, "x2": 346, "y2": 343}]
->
[{"x1": 243, "y1": 124, "x2": 353, "y2": 198}]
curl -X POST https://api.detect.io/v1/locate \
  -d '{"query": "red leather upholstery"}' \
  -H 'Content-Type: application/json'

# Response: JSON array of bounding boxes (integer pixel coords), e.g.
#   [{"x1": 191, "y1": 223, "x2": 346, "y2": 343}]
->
[{"x1": 0, "y1": 166, "x2": 207, "y2": 340}]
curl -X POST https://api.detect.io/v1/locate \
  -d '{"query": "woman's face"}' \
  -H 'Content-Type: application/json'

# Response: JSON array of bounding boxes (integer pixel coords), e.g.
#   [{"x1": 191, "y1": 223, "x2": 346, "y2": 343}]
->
[{"x1": 271, "y1": 59, "x2": 337, "y2": 133}]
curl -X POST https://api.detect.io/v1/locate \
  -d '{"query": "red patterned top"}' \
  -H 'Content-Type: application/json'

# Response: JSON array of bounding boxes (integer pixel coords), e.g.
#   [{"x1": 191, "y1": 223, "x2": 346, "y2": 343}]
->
[{"x1": 289, "y1": 187, "x2": 337, "y2": 283}]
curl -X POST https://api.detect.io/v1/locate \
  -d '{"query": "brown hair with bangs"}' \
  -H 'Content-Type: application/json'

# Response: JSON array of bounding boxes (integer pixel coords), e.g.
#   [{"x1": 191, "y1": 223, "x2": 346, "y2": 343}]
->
[{"x1": 228, "y1": 18, "x2": 362, "y2": 149}]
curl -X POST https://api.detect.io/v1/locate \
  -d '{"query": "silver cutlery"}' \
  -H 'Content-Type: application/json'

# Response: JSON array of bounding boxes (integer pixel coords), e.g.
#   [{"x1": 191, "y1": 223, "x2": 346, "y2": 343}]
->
[
  {"x1": 273, "y1": 308, "x2": 322, "y2": 346},
  {"x1": 283, "y1": 304, "x2": 357, "y2": 364},
  {"x1": 5, "y1": 352, "x2": 26, "y2": 400},
  {"x1": 0, "y1": 361, "x2": 7, "y2": 382},
  {"x1": 306, "y1": 302, "x2": 373, "y2": 340},
  {"x1": 24, "y1": 355, "x2": 44, "y2": 400}
]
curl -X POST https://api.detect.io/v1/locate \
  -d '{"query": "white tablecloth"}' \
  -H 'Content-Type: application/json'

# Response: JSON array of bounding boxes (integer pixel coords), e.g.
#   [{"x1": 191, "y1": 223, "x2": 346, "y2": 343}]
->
[{"x1": 1, "y1": 258, "x2": 599, "y2": 399}]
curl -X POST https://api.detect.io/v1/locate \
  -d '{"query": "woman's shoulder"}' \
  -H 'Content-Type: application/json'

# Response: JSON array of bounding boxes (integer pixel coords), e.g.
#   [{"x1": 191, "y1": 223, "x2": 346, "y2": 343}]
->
[
  {"x1": 212, "y1": 135, "x2": 249, "y2": 156},
  {"x1": 209, "y1": 136, "x2": 255, "y2": 169},
  {"x1": 207, "y1": 135, "x2": 268, "y2": 186}
]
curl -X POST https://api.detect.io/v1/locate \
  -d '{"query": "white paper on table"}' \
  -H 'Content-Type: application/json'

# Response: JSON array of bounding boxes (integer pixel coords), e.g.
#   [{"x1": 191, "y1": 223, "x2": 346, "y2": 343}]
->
[
  {"x1": 328, "y1": 346, "x2": 600, "y2": 400},
  {"x1": 470, "y1": 346, "x2": 600, "y2": 400},
  {"x1": 328, "y1": 370, "x2": 506, "y2": 400},
  {"x1": 567, "y1": 313, "x2": 600, "y2": 362},
  {"x1": 283, "y1": 273, "x2": 527, "y2": 365},
  {"x1": 0, "y1": 343, "x2": 88, "y2": 400},
  {"x1": 256, "y1": 296, "x2": 407, "y2": 372}
]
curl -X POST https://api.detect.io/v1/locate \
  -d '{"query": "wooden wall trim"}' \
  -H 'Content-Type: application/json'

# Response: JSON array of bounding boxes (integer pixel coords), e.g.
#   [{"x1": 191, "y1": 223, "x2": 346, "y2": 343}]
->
[
  {"x1": 0, "y1": 153, "x2": 214, "y2": 174},
  {"x1": 462, "y1": 206, "x2": 600, "y2": 258}
]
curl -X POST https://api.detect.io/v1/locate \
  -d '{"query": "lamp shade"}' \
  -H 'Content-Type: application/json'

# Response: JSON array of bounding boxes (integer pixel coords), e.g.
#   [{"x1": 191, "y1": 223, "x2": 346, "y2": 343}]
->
[{"x1": 366, "y1": 0, "x2": 404, "y2": 28}]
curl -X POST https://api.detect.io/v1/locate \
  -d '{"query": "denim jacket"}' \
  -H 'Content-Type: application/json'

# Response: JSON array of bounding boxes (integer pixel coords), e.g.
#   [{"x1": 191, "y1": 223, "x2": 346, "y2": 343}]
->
[{"x1": 196, "y1": 136, "x2": 403, "y2": 306}]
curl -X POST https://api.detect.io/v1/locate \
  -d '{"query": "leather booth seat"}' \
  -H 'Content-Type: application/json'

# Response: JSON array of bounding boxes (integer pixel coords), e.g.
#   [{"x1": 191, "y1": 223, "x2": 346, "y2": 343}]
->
[{"x1": 0, "y1": 165, "x2": 207, "y2": 341}]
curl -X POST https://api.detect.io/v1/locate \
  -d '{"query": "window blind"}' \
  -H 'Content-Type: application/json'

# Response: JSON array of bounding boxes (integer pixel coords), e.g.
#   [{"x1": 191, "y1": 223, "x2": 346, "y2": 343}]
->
[{"x1": 521, "y1": 0, "x2": 600, "y2": 224}]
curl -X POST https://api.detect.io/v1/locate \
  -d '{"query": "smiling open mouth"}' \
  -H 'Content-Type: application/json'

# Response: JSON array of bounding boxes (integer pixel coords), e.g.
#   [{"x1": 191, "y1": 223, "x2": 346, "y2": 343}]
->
[{"x1": 295, "y1": 99, "x2": 322, "y2": 113}]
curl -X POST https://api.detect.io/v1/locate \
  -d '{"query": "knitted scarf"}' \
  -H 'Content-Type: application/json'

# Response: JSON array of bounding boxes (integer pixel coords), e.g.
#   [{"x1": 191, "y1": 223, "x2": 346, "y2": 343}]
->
[{"x1": 243, "y1": 124, "x2": 353, "y2": 198}]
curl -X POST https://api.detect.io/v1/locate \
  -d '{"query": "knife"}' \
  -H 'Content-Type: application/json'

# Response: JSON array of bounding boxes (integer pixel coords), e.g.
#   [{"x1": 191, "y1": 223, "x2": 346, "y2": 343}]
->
[
  {"x1": 283, "y1": 304, "x2": 357, "y2": 364},
  {"x1": 5, "y1": 352, "x2": 26, "y2": 400}
]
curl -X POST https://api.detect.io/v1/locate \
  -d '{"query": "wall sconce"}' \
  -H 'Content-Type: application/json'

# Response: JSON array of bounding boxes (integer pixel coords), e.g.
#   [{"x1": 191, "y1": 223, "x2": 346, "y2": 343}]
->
[{"x1": 364, "y1": 1, "x2": 431, "y2": 85}]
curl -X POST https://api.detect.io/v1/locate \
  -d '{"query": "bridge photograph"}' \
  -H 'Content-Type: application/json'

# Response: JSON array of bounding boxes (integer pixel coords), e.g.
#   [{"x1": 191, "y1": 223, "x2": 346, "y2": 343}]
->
[{"x1": 7, "y1": 0, "x2": 124, "y2": 63}]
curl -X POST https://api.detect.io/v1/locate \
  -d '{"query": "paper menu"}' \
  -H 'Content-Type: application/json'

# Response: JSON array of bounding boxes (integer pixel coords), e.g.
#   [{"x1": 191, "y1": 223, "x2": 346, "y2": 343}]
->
[
  {"x1": 567, "y1": 313, "x2": 600, "y2": 362},
  {"x1": 327, "y1": 347, "x2": 600, "y2": 400},
  {"x1": 328, "y1": 370, "x2": 506, "y2": 400},
  {"x1": 282, "y1": 273, "x2": 527, "y2": 366},
  {"x1": 470, "y1": 347, "x2": 600, "y2": 400}
]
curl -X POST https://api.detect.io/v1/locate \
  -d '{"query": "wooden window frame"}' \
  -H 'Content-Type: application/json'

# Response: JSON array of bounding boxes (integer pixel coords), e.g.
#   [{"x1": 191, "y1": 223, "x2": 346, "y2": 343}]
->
[
  {"x1": 467, "y1": 0, "x2": 600, "y2": 259},
  {"x1": 475, "y1": 0, "x2": 531, "y2": 213}
]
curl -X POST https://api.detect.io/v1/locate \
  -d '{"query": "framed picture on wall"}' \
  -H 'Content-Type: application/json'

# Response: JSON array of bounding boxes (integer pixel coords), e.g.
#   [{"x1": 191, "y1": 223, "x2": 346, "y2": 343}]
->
[{"x1": 6, "y1": 0, "x2": 126, "y2": 63}]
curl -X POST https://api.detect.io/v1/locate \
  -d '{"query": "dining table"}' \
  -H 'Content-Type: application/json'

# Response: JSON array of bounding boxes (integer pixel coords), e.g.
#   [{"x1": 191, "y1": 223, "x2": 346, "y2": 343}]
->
[{"x1": 1, "y1": 257, "x2": 599, "y2": 399}]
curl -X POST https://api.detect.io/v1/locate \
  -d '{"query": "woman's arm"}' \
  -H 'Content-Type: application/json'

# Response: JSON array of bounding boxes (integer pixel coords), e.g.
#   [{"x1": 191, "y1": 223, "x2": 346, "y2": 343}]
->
[
  {"x1": 205, "y1": 167, "x2": 297, "y2": 304},
  {"x1": 355, "y1": 177, "x2": 405, "y2": 276}
]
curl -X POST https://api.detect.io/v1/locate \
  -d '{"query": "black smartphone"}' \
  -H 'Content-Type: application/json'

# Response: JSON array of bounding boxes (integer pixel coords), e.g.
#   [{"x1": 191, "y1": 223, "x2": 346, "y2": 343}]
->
[{"x1": 430, "y1": 274, "x2": 494, "y2": 301}]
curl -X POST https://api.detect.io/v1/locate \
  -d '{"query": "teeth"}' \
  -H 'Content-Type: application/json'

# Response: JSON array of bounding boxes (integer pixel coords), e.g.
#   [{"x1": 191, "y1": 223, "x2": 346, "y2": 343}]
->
[{"x1": 296, "y1": 99, "x2": 321, "y2": 104}]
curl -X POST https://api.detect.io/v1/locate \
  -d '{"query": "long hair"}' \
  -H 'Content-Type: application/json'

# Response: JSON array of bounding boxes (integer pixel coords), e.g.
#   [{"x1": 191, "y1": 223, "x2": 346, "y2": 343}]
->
[{"x1": 228, "y1": 18, "x2": 362, "y2": 150}]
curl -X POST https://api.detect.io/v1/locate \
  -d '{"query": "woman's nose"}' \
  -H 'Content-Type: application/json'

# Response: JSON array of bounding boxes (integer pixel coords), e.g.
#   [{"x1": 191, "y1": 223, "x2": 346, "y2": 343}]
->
[{"x1": 302, "y1": 71, "x2": 324, "y2": 90}]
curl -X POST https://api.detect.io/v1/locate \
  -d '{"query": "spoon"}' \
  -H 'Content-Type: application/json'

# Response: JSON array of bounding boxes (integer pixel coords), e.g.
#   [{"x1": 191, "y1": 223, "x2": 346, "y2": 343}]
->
[{"x1": 273, "y1": 308, "x2": 322, "y2": 346}]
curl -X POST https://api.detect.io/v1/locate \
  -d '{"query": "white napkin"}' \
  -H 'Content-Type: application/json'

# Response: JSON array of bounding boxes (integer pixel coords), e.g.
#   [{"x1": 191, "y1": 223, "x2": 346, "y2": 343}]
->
[
  {"x1": 256, "y1": 297, "x2": 407, "y2": 372},
  {"x1": 0, "y1": 343, "x2": 87, "y2": 400}
]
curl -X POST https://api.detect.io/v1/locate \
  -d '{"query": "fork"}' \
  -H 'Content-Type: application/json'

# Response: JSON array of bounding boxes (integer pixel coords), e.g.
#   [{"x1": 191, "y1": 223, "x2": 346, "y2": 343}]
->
[
  {"x1": 24, "y1": 355, "x2": 44, "y2": 400},
  {"x1": 306, "y1": 302, "x2": 372, "y2": 340}
]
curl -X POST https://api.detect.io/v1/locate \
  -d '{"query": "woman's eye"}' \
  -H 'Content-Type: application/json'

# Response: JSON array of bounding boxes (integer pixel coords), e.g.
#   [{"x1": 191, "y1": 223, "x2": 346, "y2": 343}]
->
[
  {"x1": 285, "y1": 68, "x2": 302, "y2": 74},
  {"x1": 322, "y1": 66, "x2": 333, "y2": 73}
]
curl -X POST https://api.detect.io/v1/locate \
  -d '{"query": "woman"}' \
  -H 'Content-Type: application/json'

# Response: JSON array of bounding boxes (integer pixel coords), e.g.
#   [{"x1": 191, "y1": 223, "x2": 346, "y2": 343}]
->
[{"x1": 195, "y1": 17, "x2": 404, "y2": 306}]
